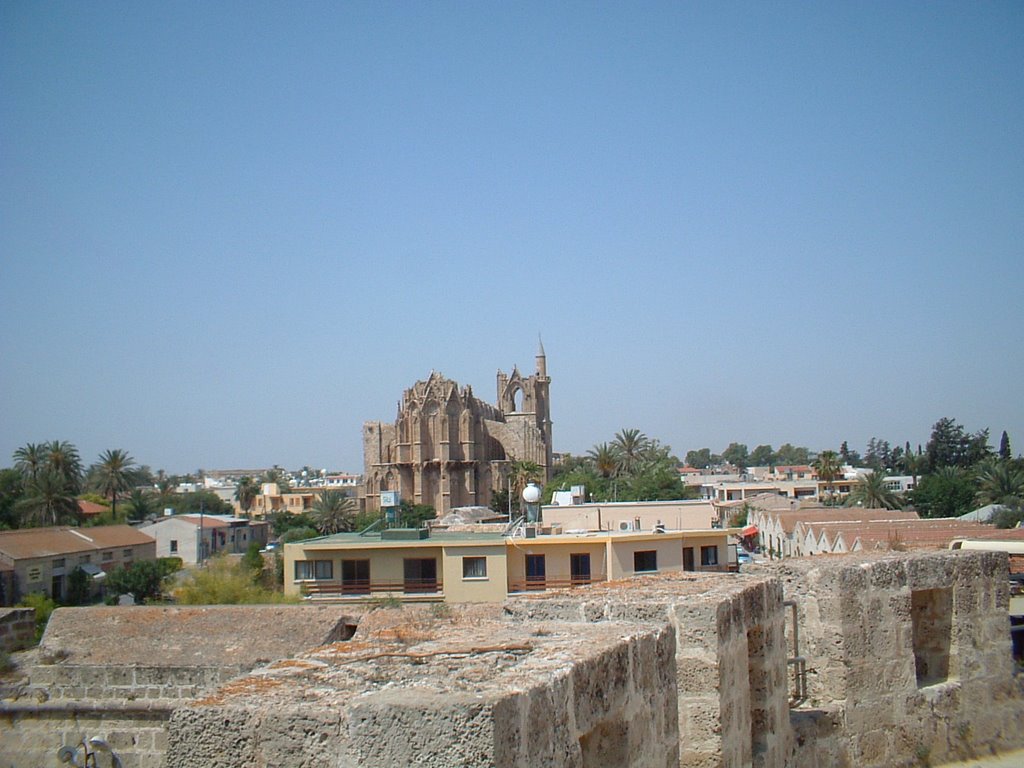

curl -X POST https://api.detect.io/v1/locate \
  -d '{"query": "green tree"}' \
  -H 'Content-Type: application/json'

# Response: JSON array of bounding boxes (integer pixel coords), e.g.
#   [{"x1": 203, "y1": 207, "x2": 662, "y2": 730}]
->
[
  {"x1": 234, "y1": 476, "x2": 260, "y2": 517},
  {"x1": 846, "y1": 471, "x2": 901, "y2": 510},
  {"x1": 124, "y1": 488, "x2": 154, "y2": 520},
  {"x1": 721, "y1": 443, "x2": 749, "y2": 470},
  {"x1": 17, "y1": 592, "x2": 57, "y2": 642},
  {"x1": 241, "y1": 541, "x2": 266, "y2": 577},
  {"x1": 12, "y1": 443, "x2": 46, "y2": 482},
  {"x1": 65, "y1": 566, "x2": 92, "y2": 606},
  {"x1": 925, "y1": 418, "x2": 991, "y2": 470},
  {"x1": 909, "y1": 467, "x2": 977, "y2": 518},
  {"x1": 813, "y1": 450, "x2": 842, "y2": 500},
  {"x1": 0, "y1": 468, "x2": 24, "y2": 529},
  {"x1": 902, "y1": 448, "x2": 927, "y2": 489},
  {"x1": 398, "y1": 501, "x2": 436, "y2": 528},
  {"x1": 90, "y1": 449, "x2": 136, "y2": 522},
  {"x1": 105, "y1": 560, "x2": 178, "y2": 603},
  {"x1": 262, "y1": 466, "x2": 291, "y2": 492},
  {"x1": 310, "y1": 490, "x2": 357, "y2": 534},
  {"x1": 999, "y1": 431, "x2": 1012, "y2": 461},
  {"x1": 588, "y1": 443, "x2": 619, "y2": 478},
  {"x1": 15, "y1": 469, "x2": 80, "y2": 526},
  {"x1": 748, "y1": 445, "x2": 775, "y2": 467},
  {"x1": 974, "y1": 459, "x2": 1024, "y2": 507},
  {"x1": 684, "y1": 448, "x2": 713, "y2": 469},
  {"x1": 612, "y1": 429, "x2": 649, "y2": 475},
  {"x1": 43, "y1": 440, "x2": 83, "y2": 494},
  {"x1": 774, "y1": 443, "x2": 810, "y2": 466}
]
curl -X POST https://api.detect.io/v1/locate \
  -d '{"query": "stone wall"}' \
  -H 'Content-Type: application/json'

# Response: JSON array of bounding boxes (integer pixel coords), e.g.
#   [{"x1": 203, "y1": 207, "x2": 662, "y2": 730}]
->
[
  {"x1": 0, "y1": 701, "x2": 170, "y2": 768},
  {"x1": 167, "y1": 607, "x2": 679, "y2": 768},
  {"x1": 505, "y1": 573, "x2": 793, "y2": 768},
  {"x1": 28, "y1": 663, "x2": 250, "y2": 701},
  {"x1": 758, "y1": 551, "x2": 1024, "y2": 768},
  {"x1": 0, "y1": 608, "x2": 35, "y2": 653}
]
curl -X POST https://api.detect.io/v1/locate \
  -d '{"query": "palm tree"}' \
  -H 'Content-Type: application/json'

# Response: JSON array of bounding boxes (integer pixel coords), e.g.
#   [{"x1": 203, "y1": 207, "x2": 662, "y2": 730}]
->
[
  {"x1": 91, "y1": 449, "x2": 136, "y2": 522},
  {"x1": 902, "y1": 449, "x2": 927, "y2": 490},
  {"x1": 234, "y1": 476, "x2": 260, "y2": 517},
  {"x1": 612, "y1": 429, "x2": 650, "y2": 475},
  {"x1": 846, "y1": 471, "x2": 901, "y2": 510},
  {"x1": 311, "y1": 490, "x2": 356, "y2": 534},
  {"x1": 13, "y1": 442, "x2": 46, "y2": 481},
  {"x1": 44, "y1": 440, "x2": 83, "y2": 494},
  {"x1": 16, "y1": 469, "x2": 80, "y2": 526},
  {"x1": 587, "y1": 443, "x2": 619, "y2": 479},
  {"x1": 974, "y1": 459, "x2": 1024, "y2": 507},
  {"x1": 813, "y1": 450, "x2": 842, "y2": 501},
  {"x1": 262, "y1": 466, "x2": 291, "y2": 492},
  {"x1": 125, "y1": 488, "x2": 155, "y2": 520}
]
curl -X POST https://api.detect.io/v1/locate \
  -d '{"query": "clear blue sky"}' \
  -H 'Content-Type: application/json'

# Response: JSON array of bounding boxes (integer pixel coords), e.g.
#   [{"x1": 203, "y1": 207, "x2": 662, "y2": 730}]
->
[{"x1": 2, "y1": 1, "x2": 1022, "y2": 474}]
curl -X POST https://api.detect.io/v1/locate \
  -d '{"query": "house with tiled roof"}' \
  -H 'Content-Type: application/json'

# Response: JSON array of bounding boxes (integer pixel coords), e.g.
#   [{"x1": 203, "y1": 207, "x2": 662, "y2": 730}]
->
[{"x1": 0, "y1": 525, "x2": 156, "y2": 606}]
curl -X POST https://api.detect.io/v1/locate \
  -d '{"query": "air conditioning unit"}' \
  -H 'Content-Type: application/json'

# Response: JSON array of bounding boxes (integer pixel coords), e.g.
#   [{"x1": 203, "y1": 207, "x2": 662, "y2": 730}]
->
[{"x1": 618, "y1": 521, "x2": 634, "y2": 532}]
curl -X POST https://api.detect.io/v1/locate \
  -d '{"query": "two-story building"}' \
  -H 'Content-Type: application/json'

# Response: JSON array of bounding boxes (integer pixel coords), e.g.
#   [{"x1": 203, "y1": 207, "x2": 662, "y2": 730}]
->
[{"x1": 284, "y1": 524, "x2": 737, "y2": 603}]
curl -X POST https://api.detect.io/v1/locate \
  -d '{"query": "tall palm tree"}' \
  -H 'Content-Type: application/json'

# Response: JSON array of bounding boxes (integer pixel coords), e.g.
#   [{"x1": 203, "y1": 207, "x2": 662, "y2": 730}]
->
[
  {"x1": 234, "y1": 476, "x2": 260, "y2": 517},
  {"x1": 612, "y1": 429, "x2": 650, "y2": 476},
  {"x1": 587, "y1": 443, "x2": 619, "y2": 479},
  {"x1": 91, "y1": 449, "x2": 136, "y2": 522},
  {"x1": 45, "y1": 440, "x2": 83, "y2": 494},
  {"x1": 13, "y1": 443, "x2": 46, "y2": 482},
  {"x1": 813, "y1": 450, "x2": 842, "y2": 500},
  {"x1": 974, "y1": 459, "x2": 1024, "y2": 507},
  {"x1": 846, "y1": 471, "x2": 901, "y2": 510},
  {"x1": 311, "y1": 490, "x2": 356, "y2": 534},
  {"x1": 15, "y1": 469, "x2": 80, "y2": 526}
]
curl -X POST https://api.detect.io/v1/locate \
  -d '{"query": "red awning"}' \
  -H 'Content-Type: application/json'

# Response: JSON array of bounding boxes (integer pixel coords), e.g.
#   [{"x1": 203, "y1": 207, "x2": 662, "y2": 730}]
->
[{"x1": 741, "y1": 525, "x2": 758, "y2": 537}]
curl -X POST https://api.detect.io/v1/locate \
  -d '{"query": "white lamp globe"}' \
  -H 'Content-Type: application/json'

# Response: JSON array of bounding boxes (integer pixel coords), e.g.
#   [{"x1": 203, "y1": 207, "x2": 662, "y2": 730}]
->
[{"x1": 522, "y1": 483, "x2": 542, "y2": 504}]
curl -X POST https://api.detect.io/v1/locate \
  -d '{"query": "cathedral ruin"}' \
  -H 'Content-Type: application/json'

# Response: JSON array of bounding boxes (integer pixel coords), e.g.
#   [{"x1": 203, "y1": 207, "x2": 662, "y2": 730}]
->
[{"x1": 361, "y1": 344, "x2": 553, "y2": 514}]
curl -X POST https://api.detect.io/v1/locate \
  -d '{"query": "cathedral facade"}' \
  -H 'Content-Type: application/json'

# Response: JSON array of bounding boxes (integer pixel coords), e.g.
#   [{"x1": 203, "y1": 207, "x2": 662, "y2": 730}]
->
[{"x1": 361, "y1": 345, "x2": 552, "y2": 514}]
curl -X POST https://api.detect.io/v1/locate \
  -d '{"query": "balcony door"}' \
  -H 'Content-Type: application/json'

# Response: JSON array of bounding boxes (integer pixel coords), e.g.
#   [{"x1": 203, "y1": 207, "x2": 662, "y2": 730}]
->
[
  {"x1": 525, "y1": 554, "x2": 546, "y2": 590},
  {"x1": 403, "y1": 558, "x2": 438, "y2": 593}
]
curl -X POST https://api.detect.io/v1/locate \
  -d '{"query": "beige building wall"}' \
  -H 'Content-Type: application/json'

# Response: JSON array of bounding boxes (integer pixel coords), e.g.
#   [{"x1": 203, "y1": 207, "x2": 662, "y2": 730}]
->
[
  {"x1": 606, "y1": 535, "x2": 684, "y2": 580},
  {"x1": 543, "y1": 500, "x2": 716, "y2": 532},
  {"x1": 506, "y1": 539, "x2": 608, "y2": 589},
  {"x1": 440, "y1": 544, "x2": 507, "y2": 603}
]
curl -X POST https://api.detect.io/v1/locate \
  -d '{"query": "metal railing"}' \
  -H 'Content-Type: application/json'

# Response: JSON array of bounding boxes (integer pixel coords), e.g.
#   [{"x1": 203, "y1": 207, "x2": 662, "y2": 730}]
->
[
  {"x1": 302, "y1": 578, "x2": 442, "y2": 597},
  {"x1": 507, "y1": 574, "x2": 608, "y2": 593}
]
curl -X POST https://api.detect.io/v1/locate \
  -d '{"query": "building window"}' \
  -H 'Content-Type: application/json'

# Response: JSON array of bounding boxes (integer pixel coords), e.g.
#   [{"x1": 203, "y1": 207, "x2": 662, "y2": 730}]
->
[
  {"x1": 52, "y1": 558, "x2": 65, "y2": 569},
  {"x1": 122, "y1": 549, "x2": 133, "y2": 559},
  {"x1": 634, "y1": 550, "x2": 658, "y2": 572},
  {"x1": 79, "y1": 555, "x2": 91, "y2": 565},
  {"x1": 462, "y1": 556, "x2": 487, "y2": 579},
  {"x1": 700, "y1": 546, "x2": 719, "y2": 567},
  {"x1": 170, "y1": 540, "x2": 178, "y2": 553},
  {"x1": 295, "y1": 560, "x2": 333, "y2": 580},
  {"x1": 102, "y1": 551, "x2": 113, "y2": 562}
]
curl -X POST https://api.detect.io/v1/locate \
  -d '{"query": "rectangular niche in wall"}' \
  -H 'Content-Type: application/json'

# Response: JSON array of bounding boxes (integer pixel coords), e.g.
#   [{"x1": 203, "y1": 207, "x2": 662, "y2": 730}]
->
[{"x1": 910, "y1": 587, "x2": 953, "y2": 686}]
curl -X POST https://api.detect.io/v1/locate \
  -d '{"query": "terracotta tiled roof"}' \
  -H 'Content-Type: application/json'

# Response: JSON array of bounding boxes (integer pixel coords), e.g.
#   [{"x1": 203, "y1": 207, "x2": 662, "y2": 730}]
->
[
  {"x1": 0, "y1": 526, "x2": 155, "y2": 560},
  {"x1": 772, "y1": 508, "x2": 919, "y2": 534},
  {"x1": 808, "y1": 518, "x2": 999, "y2": 551},
  {"x1": 77, "y1": 500, "x2": 108, "y2": 517}
]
